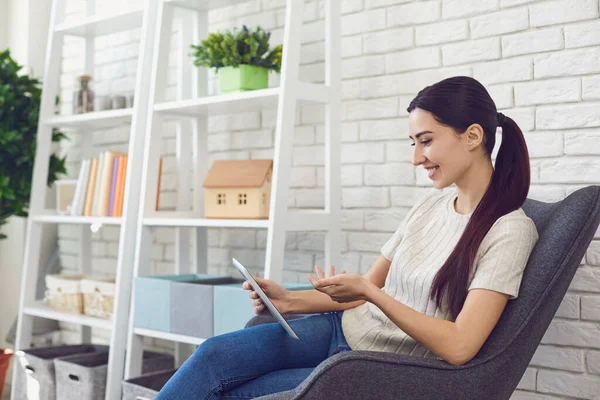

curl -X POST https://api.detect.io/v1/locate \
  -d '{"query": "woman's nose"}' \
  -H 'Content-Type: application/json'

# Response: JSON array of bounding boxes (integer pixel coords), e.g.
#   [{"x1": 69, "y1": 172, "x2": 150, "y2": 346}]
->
[{"x1": 412, "y1": 148, "x2": 424, "y2": 166}]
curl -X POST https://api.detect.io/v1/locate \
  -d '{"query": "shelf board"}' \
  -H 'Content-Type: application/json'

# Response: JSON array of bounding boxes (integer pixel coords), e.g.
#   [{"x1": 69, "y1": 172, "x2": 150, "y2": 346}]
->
[
  {"x1": 165, "y1": 0, "x2": 252, "y2": 10},
  {"x1": 23, "y1": 302, "x2": 112, "y2": 330},
  {"x1": 43, "y1": 108, "x2": 133, "y2": 129},
  {"x1": 55, "y1": 9, "x2": 144, "y2": 36},
  {"x1": 33, "y1": 211, "x2": 123, "y2": 225},
  {"x1": 154, "y1": 88, "x2": 280, "y2": 117},
  {"x1": 144, "y1": 212, "x2": 269, "y2": 228},
  {"x1": 134, "y1": 328, "x2": 207, "y2": 346}
]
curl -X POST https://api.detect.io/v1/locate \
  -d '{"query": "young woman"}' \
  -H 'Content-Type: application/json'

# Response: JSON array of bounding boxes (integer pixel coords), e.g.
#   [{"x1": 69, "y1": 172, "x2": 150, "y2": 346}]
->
[{"x1": 156, "y1": 76, "x2": 539, "y2": 399}]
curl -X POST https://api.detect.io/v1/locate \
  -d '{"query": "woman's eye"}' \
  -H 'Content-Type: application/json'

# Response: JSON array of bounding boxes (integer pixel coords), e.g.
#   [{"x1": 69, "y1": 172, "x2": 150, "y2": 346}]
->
[{"x1": 410, "y1": 140, "x2": 431, "y2": 147}]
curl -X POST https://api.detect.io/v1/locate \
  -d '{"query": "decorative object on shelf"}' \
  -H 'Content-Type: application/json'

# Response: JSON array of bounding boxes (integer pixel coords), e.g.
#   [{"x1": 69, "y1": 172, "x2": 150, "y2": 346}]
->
[
  {"x1": 202, "y1": 159, "x2": 273, "y2": 219},
  {"x1": 81, "y1": 277, "x2": 116, "y2": 320},
  {"x1": 43, "y1": 274, "x2": 85, "y2": 314},
  {"x1": 0, "y1": 348, "x2": 13, "y2": 399},
  {"x1": 55, "y1": 179, "x2": 77, "y2": 215},
  {"x1": 0, "y1": 49, "x2": 66, "y2": 240},
  {"x1": 191, "y1": 25, "x2": 282, "y2": 94},
  {"x1": 111, "y1": 94, "x2": 127, "y2": 110},
  {"x1": 93, "y1": 95, "x2": 111, "y2": 111},
  {"x1": 126, "y1": 93, "x2": 134, "y2": 108},
  {"x1": 73, "y1": 75, "x2": 95, "y2": 114}
]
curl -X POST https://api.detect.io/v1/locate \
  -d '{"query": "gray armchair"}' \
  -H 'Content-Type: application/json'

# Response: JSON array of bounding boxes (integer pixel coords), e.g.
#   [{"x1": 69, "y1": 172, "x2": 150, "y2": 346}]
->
[{"x1": 245, "y1": 185, "x2": 600, "y2": 400}]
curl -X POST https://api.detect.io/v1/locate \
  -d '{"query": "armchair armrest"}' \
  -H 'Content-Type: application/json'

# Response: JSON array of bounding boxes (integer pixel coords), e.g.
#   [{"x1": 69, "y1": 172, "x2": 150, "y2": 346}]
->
[{"x1": 255, "y1": 351, "x2": 502, "y2": 400}]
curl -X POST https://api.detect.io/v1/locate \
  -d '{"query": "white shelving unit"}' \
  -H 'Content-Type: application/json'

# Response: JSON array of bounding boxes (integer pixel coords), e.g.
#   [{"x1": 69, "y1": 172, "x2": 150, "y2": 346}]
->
[
  {"x1": 124, "y1": 0, "x2": 341, "y2": 381},
  {"x1": 11, "y1": 1, "x2": 162, "y2": 399},
  {"x1": 12, "y1": 0, "x2": 340, "y2": 397}
]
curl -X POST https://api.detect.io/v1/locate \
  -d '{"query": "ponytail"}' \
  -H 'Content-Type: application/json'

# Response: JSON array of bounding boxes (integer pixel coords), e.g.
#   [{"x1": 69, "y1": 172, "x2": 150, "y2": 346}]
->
[{"x1": 407, "y1": 76, "x2": 531, "y2": 320}]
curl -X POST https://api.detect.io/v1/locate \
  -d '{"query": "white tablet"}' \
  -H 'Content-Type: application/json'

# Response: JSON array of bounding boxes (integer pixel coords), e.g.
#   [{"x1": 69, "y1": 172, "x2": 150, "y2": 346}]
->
[{"x1": 232, "y1": 258, "x2": 300, "y2": 340}]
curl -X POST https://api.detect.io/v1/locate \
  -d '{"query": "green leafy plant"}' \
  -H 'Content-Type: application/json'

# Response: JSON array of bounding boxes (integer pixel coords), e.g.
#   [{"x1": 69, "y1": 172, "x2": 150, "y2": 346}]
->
[
  {"x1": 0, "y1": 49, "x2": 66, "y2": 239},
  {"x1": 191, "y1": 25, "x2": 283, "y2": 73}
]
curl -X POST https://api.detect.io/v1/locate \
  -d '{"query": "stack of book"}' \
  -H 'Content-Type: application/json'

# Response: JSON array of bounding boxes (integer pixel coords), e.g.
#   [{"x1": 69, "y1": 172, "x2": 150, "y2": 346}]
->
[{"x1": 70, "y1": 151, "x2": 129, "y2": 217}]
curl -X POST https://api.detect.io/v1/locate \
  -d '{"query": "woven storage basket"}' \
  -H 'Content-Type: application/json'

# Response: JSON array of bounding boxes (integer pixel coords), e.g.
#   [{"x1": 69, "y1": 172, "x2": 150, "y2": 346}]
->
[
  {"x1": 13, "y1": 344, "x2": 108, "y2": 400},
  {"x1": 121, "y1": 369, "x2": 177, "y2": 400},
  {"x1": 54, "y1": 350, "x2": 174, "y2": 400},
  {"x1": 44, "y1": 274, "x2": 85, "y2": 314},
  {"x1": 81, "y1": 277, "x2": 116, "y2": 319}
]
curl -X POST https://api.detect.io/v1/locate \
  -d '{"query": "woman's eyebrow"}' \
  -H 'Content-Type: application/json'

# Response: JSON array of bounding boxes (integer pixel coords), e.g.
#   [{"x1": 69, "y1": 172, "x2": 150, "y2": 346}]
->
[{"x1": 409, "y1": 130, "x2": 434, "y2": 140}]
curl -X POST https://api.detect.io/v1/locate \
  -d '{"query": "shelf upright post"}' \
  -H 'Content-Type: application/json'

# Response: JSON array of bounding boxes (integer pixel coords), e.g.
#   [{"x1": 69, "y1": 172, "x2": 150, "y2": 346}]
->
[
  {"x1": 264, "y1": 0, "x2": 306, "y2": 283},
  {"x1": 124, "y1": 0, "x2": 175, "y2": 380},
  {"x1": 11, "y1": 0, "x2": 67, "y2": 397}
]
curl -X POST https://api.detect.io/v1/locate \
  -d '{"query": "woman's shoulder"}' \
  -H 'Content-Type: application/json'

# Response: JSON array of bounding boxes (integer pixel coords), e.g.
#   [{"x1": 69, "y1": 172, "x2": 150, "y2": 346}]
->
[{"x1": 489, "y1": 208, "x2": 539, "y2": 240}]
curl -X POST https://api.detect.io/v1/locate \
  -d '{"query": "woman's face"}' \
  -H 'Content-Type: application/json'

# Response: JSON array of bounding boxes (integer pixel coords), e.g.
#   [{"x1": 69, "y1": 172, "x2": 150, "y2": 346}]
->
[{"x1": 408, "y1": 108, "x2": 473, "y2": 190}]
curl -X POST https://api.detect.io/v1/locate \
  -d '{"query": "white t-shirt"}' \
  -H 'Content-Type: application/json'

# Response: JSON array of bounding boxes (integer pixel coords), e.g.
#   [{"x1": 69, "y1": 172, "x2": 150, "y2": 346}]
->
[{"x1": 341, "y1": 190, "x2": 539, "y2": 358}]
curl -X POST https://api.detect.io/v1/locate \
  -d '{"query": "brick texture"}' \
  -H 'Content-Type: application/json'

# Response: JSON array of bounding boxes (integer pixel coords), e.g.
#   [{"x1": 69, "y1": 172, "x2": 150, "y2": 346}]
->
[{"x1": 57, "y1": 1, "x2": 600, "y2": 395}]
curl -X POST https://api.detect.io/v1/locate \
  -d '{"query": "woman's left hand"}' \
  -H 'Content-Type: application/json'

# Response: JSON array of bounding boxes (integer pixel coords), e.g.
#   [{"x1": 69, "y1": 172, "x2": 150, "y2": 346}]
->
[{"x1": 308, "y1": 265, "x2": 375, "y2": 303}]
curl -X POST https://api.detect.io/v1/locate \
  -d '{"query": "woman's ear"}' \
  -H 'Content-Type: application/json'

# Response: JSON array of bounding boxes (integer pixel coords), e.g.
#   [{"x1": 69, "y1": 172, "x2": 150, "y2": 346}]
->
[{"x1": 465, "y1": 124, "x2": 485, "y2": 150}]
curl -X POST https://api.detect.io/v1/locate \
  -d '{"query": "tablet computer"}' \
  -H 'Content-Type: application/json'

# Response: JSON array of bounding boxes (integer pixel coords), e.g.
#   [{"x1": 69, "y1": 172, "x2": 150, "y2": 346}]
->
[{"x1": 232, "y1": 257, "x2": 300, "y2": 340}]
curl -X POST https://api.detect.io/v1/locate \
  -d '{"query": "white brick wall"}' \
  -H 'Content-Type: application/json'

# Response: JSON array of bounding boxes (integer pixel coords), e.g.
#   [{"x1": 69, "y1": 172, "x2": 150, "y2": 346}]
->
[{"x1": 56, "y1": 0, "x2": 600, "y2": 397}]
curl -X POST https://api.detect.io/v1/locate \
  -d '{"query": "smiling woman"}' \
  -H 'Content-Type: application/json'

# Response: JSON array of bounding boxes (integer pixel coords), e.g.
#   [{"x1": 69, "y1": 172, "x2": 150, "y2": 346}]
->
[{"x1": 154, "y1": 76, "x2": 539, "y2": 399}]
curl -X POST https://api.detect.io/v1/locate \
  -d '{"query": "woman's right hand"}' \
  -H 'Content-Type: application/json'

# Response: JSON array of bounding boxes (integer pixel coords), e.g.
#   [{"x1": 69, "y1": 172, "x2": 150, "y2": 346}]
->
[{"x1": 242, "y1": 276, "x2": 290, "y2": 316}]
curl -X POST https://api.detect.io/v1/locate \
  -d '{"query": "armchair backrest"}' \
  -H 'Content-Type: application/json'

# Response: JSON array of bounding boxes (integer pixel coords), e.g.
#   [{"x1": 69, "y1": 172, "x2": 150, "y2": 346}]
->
[{"x1": 474, "y1": 185, "x2": 600, "y2": 364}]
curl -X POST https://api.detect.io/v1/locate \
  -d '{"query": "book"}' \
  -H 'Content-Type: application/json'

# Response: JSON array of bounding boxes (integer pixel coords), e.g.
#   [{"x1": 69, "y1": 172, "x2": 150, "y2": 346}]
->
[
  {"x1": 97, "y1": 151, "x2": 122, "y2": 217},
  {"x1": 70, "y1": 160, "x2": 89, "y2": 216},
  {"x1": 92, "y1": 153, "x2": 105, "y2": 216},
  {"x1": 115, "y1": 155, "x2": 128, "y2": 217},
  {"x1": 108, "y1": 156, "x2": 120, "y2": 217},
  {"x1": 156, "y1": 157, "x2": 163, "y2": 211},
  {"x1": 83, "y1": 158, "x2": 99, "y2": 217}
]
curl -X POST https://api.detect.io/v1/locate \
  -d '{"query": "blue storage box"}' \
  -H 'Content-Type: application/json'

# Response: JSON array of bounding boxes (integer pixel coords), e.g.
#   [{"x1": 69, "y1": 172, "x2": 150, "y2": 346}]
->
[
  {"x1": 134, "y1": 274, "x2": 226, "y2": 333},
  {"x1": 213, "y1": 282, "x2": 313, "y2": 336},
  {"x1": 134, "y1": 273, "x2": 314, "y2": 339}
]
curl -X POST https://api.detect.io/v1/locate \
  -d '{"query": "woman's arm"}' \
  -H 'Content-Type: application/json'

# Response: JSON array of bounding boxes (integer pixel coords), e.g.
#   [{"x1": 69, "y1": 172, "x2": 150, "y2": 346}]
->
[
  {"x1": 367, "y1": 286, "x2": 509, "y2": 366},
  {"x1": 286, "y1": 255, "x2": 392, "y2": 314}
]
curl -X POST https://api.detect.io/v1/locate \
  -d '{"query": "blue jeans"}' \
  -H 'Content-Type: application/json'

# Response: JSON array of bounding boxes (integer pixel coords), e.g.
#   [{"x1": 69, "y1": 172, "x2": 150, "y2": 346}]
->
[{"x1": 155, "y1": 311, "x2": 351, "y2": 400}]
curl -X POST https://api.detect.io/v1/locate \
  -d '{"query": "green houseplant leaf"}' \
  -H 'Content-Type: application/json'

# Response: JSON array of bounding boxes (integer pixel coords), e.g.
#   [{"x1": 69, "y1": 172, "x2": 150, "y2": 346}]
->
[{"x1": 0, "y1": 49, "x2": 67, "y2": 240}]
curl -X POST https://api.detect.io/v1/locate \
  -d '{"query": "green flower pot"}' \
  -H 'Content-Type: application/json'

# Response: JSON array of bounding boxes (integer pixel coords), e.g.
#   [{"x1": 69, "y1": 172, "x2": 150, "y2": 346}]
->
[{"x1": 218, "y1": 64, "x2": 269, "y2": 94}]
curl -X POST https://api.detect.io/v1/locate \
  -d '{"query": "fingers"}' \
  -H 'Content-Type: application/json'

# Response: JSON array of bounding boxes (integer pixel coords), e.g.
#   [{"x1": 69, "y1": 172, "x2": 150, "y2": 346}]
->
[
  {"x1": 248, "y1": 290, "x2": 259, "y2": 299},
  {"x1": 316, "y1": 265, "x2": 326, "y2": 280},
  {"x1": 329, "y1": 265, "x2": 335, "y2": 278}
]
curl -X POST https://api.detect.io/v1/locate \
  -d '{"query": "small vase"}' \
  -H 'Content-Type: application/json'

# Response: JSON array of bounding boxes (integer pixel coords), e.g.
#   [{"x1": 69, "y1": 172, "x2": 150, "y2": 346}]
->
[
  {"x1": 73, "y1": 75, "x2": 95, "y2": 114},
  {"x1": 218, "y1": 65, "x2": 269, "y2": 94},
  {"x1": 0, "y1": 348, "x2": 14, "y2": 398}
]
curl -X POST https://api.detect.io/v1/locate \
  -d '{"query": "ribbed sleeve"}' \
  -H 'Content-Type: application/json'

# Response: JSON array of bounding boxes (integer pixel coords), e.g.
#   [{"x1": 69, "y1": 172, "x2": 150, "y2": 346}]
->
[{"x1": 468, "y1": 217, "x2": 539, "y2": 299}]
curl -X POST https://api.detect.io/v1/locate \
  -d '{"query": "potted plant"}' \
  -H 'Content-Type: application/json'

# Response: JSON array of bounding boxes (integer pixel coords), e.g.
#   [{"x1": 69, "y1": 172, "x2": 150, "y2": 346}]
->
[
  {"x1": 0, "y1": 49, "x2": 66, "y2": 239},
  {"x1": 0, "y1": 348, "x2": 13, "y2": 398},
  {"x1": 191, "y1": 25, "x2": 282, "y2": 94}
]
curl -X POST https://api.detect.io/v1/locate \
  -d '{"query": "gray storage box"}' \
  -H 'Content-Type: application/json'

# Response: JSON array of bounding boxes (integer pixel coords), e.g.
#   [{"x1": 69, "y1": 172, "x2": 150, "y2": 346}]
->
[
  {"x1": 13, "y1": 344, "x2": 108, "y2": 400},
  {"x1": 171, "y1": 277, "x2": 244, "y2": 337},
  {"x1": 54, "y1": 350, "x2": 174, "y2": 400},
  {"x1": 121, "y1": 369, "x2": 177, "y2": 400}
]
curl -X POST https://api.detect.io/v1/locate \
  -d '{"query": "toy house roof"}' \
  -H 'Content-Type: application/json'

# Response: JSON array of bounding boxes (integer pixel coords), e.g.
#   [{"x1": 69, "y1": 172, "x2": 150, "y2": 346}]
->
[{"x1": 202, "y1": 159, "x2": 273, "y2": 189}]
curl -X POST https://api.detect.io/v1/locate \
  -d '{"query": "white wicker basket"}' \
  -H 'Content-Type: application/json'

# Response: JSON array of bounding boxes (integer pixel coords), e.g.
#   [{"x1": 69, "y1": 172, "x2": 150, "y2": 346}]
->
[
  {"x1": 81, "y1": 277, "x2": 116, "y2": 319},
  {"x1": 44, "y1": 274, "x2": 85, "y2": 314}
]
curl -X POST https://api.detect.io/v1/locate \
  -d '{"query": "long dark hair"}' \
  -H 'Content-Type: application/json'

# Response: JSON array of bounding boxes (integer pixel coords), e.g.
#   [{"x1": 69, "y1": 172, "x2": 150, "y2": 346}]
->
[{"x1": 407, "y1": 76, "x2": 531, "y2": 321}]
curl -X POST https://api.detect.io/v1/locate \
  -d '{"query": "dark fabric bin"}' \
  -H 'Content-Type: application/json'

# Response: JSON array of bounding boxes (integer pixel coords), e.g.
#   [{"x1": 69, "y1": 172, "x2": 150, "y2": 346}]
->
[
  {"x1": 54, "y1": 350, "x2": 174, "y2": 400},
  {"x1": 121, "y1": 368, "x2": 177, "y2": 400},
  {"x1": 13, "y1": 344, "x2": 108, "y2": 400}
]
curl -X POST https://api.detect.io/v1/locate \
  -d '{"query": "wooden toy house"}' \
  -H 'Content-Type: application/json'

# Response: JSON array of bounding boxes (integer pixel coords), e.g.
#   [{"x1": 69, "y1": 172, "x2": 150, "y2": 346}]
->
[{"x1": 202, "y1": 159, "x2": 273, "y2": 219}]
